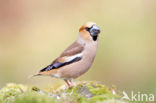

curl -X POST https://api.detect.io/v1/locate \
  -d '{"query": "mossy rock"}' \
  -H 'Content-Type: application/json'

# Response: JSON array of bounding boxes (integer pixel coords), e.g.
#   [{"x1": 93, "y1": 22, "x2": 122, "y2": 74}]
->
[
  {"x1": 53, "y1": 81, "x2": 127, "y2": 103},
  {"x1": 0, "y1": 81, "x2": 128, "y2": 103},
  {"x1": 0, "y1": 83, "x2": 28, "y2": 103}
]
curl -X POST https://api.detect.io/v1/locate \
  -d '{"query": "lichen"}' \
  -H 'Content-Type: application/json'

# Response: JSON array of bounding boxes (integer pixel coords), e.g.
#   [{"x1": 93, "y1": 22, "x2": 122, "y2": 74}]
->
[
  {"x1": 0, "y1": 81, "x2": 127, "y2": 103},
  {"x1": 0, "y1": 83, "x2": 28, "y2": 103}
]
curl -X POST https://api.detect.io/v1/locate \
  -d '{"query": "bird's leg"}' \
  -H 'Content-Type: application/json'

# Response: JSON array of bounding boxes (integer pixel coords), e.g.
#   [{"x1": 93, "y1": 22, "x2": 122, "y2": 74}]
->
[
  {"x1": 69, "y1": 79, "x2": 76, "y2": 86},
  {"x1": 64, "y1": 80, "x2": 70, "y2": 87}
]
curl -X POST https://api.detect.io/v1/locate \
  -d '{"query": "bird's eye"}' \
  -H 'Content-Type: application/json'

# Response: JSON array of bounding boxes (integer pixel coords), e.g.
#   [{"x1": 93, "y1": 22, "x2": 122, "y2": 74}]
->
[{"x1": 85, "y1": 27, "x2": 90, "y2": 31}]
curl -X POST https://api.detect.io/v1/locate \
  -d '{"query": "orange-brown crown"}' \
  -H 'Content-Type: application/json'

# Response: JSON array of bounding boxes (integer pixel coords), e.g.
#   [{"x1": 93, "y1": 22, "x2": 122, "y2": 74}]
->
[
  {"x1": 79, "y1": 22, "x2": 96, "y2": 32},
  {"x1": 78, "y1": 22, "x2": 96, "y2": 41}
]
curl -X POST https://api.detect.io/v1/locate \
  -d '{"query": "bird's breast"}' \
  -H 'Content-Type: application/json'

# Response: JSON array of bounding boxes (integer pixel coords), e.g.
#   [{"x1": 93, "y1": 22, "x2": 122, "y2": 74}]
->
[{"x1": 58, "y1": 41, "x2": 98, "y2": 79}]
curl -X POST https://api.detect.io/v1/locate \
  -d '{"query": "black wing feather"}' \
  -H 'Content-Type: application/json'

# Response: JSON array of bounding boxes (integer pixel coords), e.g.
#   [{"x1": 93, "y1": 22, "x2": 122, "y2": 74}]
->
[{"x1": 40, "y1": 57, "x2": 81, "y2": 72}]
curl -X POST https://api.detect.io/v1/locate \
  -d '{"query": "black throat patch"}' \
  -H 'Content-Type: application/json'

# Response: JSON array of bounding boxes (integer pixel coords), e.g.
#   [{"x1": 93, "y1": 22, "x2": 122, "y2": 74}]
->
[{"x1": 92, "y1": 35, "x2": 98, "y2": 41}]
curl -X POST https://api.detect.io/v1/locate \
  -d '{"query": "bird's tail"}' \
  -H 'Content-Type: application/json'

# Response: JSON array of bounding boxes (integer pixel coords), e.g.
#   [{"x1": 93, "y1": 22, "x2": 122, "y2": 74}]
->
[{"x1": 28, "y1": 73, "x2": 41, "y2": 79}]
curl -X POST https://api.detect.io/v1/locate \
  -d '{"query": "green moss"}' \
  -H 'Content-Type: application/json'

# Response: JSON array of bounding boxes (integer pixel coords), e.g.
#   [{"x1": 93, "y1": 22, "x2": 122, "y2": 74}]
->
[
  {"x1": 0, "y1": 83, "x2": 28, "y2": 103},
  {"x1": 12, "y1": 92, "x2": 58, "y2": 103},
  {"x1": 0, "y1": 83, "x2": 57, "y2": 103},
  {"x1": 0, "y1": 82, "x2": 127, "y2": 103},
  {"x1": 53, "y1": 81, "x2": 126, "y2": 103}
]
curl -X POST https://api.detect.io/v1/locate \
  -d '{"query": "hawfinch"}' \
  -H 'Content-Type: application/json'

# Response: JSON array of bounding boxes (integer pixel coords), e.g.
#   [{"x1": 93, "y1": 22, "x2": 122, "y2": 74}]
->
[{"x1": 33, "y1": 22, "x2": 101, "y2": 87}]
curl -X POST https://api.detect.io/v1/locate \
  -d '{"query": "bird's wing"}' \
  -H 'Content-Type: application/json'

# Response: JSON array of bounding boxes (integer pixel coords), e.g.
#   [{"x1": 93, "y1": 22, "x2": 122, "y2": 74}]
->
[{"x1": 40, "y1": 41, "x2": 84, "y2": 72}]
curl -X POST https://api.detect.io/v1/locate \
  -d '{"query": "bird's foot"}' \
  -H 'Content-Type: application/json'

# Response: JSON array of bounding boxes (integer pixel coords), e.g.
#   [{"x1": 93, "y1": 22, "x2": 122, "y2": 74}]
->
[
  {"x1": 64, "y1": 79, "x2": 77, "y2": 88},
  {"x1": 69, "y1": 79, "x2": 77, "y2": 87},
  {"x1": 70, "y1": 82, "x2": 77, "y2": 87},
  {"x1": 64, "y1": 80, "x2": 71, "y2": 87}
]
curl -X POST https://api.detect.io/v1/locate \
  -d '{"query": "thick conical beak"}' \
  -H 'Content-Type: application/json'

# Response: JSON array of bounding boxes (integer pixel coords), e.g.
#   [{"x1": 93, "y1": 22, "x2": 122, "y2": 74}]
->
[{"x1": 90, "y1": 25, "x2": 101, "y2": 36}]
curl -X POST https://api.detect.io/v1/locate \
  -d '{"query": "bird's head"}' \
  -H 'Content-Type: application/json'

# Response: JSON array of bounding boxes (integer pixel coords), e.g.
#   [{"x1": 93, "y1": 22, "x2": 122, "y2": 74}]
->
[{"x1": 79, "y1": 22, "x2": 100, "y2": 41}]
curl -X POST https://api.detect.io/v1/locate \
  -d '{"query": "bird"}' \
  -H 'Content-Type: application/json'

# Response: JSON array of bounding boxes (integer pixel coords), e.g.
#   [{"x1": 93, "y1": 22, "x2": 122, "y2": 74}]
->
[{"x1": 32, "y1": 22, "x2": 101, "y2": 87}]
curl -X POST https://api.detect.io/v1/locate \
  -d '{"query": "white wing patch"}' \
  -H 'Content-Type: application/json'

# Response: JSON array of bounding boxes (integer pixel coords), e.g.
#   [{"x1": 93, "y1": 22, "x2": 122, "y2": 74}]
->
[{"x1": 65, "y1": 53, "x2": 83, "y2": 62}]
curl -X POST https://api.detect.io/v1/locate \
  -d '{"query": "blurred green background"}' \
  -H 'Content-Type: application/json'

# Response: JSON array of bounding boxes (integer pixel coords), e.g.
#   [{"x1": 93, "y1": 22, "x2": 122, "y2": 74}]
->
[{"x1": 0, "y1": 0, "x2": 156, "y2": 94}]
